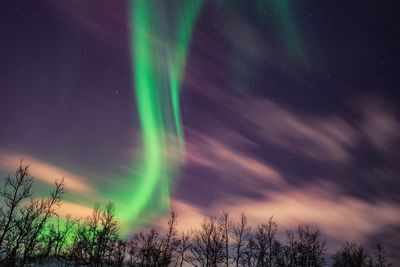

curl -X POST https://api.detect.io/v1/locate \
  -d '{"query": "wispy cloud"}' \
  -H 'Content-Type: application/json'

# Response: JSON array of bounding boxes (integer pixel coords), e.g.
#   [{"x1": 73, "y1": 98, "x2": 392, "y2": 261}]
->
[
  {"x1": 58, "y1": 201, "x2": 93, "y2": 219},
  {"x1": 0, "y1": 149, "x2": 93, "y2": 193},
  {"x1": 168, "y1": 182, "x2": 400, "y2": 251},
  {"x1": 50, "y1": 1, "x2": 128, "y2": 49},
  {"x1": 186, "y1": 133, "x2": 283, "y2": 186},
  {"x1": 358, "y1": 97, "x2": 400, "y2": 152},
  {"x1": 239, "y1": 98, "x2": 358, "y2": 163},
  {"x1": 169, "y1": 92, "x2": 400, "y2": 252}
]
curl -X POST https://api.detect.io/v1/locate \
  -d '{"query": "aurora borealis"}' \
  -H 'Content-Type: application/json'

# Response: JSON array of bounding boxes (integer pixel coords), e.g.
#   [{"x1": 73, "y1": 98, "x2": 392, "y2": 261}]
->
[
  {"x1": 121, "y1": 0, "x2": 202, "y2": 232},
  {"x1": 1, "y1": 0, "x2": 400, "y2": 262}
]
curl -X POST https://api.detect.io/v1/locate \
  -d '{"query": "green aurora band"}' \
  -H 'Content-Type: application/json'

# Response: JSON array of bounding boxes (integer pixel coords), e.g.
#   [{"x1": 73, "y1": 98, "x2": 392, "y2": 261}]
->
[
  {"x1": 112, "y1": 0, "x2": 202, "y2": 235},
  {"x1": 257, "y1": 0, "x2": 308, "y2": 65},
  {"x1": 97, "y1": 0, "x2": 305, "y2": 236}
]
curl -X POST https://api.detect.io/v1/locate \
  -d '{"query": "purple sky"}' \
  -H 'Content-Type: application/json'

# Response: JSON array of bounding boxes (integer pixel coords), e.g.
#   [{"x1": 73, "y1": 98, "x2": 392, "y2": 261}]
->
[{"x1": 1, "y1": 0, "x2": 399, "y2": 262}]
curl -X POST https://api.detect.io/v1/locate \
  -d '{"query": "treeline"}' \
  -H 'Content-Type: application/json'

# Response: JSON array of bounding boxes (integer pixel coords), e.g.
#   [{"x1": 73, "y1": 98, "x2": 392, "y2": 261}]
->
[{"x1": 0, "y1": 164, "x2": 393, "y2": 267}]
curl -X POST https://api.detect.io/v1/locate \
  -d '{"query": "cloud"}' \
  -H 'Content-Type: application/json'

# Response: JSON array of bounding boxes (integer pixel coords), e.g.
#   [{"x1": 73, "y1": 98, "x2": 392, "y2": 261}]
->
[
  {"x1": 0, "y1": 149, "x2": 93, "y2": 193},
  {"x1": 58, "y1": 201, "x2": 93, "y2": 219},
  {"x1": 169, "y1": 182, "x2": 400, "y2": 251},
  {"x1": 174, "y1": 126, "x2": 400, "y2": 249},
  {"x1": 358, "y1": 98, "x2": 400, "y2": 151},
  {"x1": 243, "y1": 98, "x2": 358, "y2": 163},
  {"x1": 50, "y1": 1, "x2": 128, "y2": 49},
  {"x1": 224, "y1": 186, "x2": 400, "y2": 243},
  {"x1": 174, "y1": 85, "x2": 400, "y2": 246},
  {"x1": 185, "y1": 133, "x2": 283, "y2": 186},
  {"x1": 153, "y1": 199, "x2": 206, "y2": 233},
  {"x1": 185, "y1": 72, "x2": 358, "y2": 163}
]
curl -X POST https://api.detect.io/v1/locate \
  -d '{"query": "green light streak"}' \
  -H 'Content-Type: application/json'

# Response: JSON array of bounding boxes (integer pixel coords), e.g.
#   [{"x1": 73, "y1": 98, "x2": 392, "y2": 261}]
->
[
  {"x1": 77, "y1": 0, "x2": 304, "y2": 236},
  {"x1": 131, "y1": 0, "x2": 163, "y2": 223},
  {"x1": 116, "y1": 0, "x2": 302, "y2": 234},
  {"x1": 169, "y1": 1, "x2": 203, "y2": 149},
  {"x1": 112, "y1": 0, "x2": 202, "y2": 235},
  {"x1": 257, "y1": 0, "x2": 308, "y2": 65},
  {"x1": 216, "y1": 0, "x2": 308, "y2": 65}
]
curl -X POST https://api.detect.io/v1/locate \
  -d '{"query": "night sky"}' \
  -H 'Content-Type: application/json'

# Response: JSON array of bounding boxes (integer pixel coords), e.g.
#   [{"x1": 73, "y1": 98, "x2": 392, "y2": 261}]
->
[{"x1": 1, "y1": 0, "x2": 400, "y2": 261}]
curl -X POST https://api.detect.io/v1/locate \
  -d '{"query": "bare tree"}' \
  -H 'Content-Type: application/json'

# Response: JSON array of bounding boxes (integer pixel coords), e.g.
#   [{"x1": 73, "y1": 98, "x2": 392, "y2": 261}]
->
[
  {"x1": 283, "y1": 225, "x2": 326, "y2": 267},
  {"x1": 0, "y1": 164, "x2": 397, "y2": 267},
  {"x1": 54, "y1": 215, "x2": 78, "y2": 258},
  {"x1": 0, "y1": 163, "x2": 33, "y2": 250},
  {"x1": 21, "y1": 178, "x2": 65, "y2": 264},
  {"x1": 0, "y1": 165, "x2": 65, "y2": 266},
  {"x1": 231, "y1": 213, "x2": 252, "y2": 267},
  {"x1": 70, "y1": 202, "x2": 119, "y2": 266},
  {"x1": 39, "y1": 215, "x2": 78, "y2": 259},
  {"x1": 188, "y1": 217, "x2": 225, "y2": 267},
  {"x1": 372, "y1": 243, "x2": 391, "y2": 267},
  {"x1": 332, "y1": 242, "x2": 369, "y2": 267},
  {"x1": 219, "y1": 211, "x2": 232, "y2": 267},
  {"x1": 252, "y1": 216, "x2": 278, "y2": 267},
  {"x1": 112, "y1": 239, "x2": 127, "y2": 267},
  {"x1": 135, "y1": 228, "x2": 162, "y2": 266},
  {"x1": 176, "y1": 231, "x2": 192, "y2": 267},
  {"x1": 95, "y1": 202, "x2": 119, "y2": 264},
  {"x1": 298, "y1": 225, "x2": 325, "y2": 267},
  {"x1": 284, "y1": 229, "x2": 298, "y2": 267},
  {"x1": 160, "y1": 212, "x2": 179, "y2": 267},
  {"x1": 127, "y1": 238, "x2": 138, "y2": 266}
]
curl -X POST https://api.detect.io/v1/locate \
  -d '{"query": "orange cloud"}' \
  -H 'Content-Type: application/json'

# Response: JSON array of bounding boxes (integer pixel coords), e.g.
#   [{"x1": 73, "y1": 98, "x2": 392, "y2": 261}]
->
[
  {"x1": 0, "y1": 149, "x2": 93, "y2": 193},
  {"x1": 58, "y1": 201, "x2": 93, "y2": 219}
]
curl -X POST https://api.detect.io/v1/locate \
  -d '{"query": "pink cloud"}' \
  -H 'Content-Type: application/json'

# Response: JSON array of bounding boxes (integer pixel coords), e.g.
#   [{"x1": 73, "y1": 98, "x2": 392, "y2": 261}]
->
[
  {"x1": 184, "y1": 72, "x2": 359, "y2": 163},
  {"x1": 0, "y1": 149, "x2": 93, "y2": 193},
  {"x1": 244, "y1": 99, "x2": 357, "y2": 162},
  {"x1": 359, "y1": 98, "x2": 400, "y2": 151},
  {"x1": 168, "y1": 182, "x2": 400, "y2": 252},
  {"x1": 185, "y1": 133, "x2": 284, "y2": 187}
]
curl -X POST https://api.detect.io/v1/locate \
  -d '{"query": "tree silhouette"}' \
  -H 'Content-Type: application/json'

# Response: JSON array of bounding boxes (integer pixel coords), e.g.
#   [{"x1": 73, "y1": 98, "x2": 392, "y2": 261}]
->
[
  {"x1": 70, "y1": 202, "x2": 119, "y2": 266},
  {"x1": 39, "y1": 215, "x2": 78, "y2": 259},
  {"x1": 188, "y1": 217, "x2": 225, "y2": 267},
  {"x1": 284, "y1": 225, "x2": 326, "y2": 267},
  {"x1": 0, "y1": 163, "x2": 32, "y2": 250},
  {"x1": 373, "y1": 244, "x2": 391, "y2": 267},
  {"x1": 176, "y1": 230, "x2": 192, "y2": 267},
  {"x1": 219, "y1": 211, "x2": 232, "y2": 267},
  {"x1": 0, "y1": 163, "x2": 65, "y2": 266},
  {"x1": 160, "y1": 212, "x2": 179, "y2": 266},
  {"x1": 251, "y1": 216, "x2": 279, "y2": 267},
  {"x1": 332, "y1": 242, "x2": 370, "y2": 267},
  {"x1": 0, "y1": 164, "x2": 395, "y2": 266},
  {"x1": 112, "y1": 239, "x2": 127, "y2": 267},
  {"x1": 231, "y1": 213, "x2": 252, "y2": 267},
  {"x1": 21, "y1": 178, "x2": 65, "y2": 264}
]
